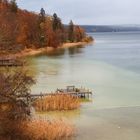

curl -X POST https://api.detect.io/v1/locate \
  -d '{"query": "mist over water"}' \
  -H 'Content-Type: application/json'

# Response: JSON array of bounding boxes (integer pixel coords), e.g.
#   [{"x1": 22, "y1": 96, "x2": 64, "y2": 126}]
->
[{"x1": 29, "y1": 32, "x2": 140, "y2": 140}]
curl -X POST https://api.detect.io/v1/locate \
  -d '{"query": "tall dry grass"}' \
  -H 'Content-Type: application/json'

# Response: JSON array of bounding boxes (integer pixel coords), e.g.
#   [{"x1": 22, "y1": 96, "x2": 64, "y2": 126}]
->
[
  {"x1": 21, "y1": 119, "x2": 75, "y2": 140},
  {"x1": 33, "y1": 94, "x2": 80, "y2": 112},
  {"x1": 0, "y1": 119, "x2": 75, "y2": 140}
]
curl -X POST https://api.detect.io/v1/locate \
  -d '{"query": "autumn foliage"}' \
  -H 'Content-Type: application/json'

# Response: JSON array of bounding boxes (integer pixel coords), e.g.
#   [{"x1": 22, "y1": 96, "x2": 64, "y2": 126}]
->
[
  {"x1": 0, "y1": 68, "x2": 75, "y2": 140},
  {"x1": 0, "y1": 0, "x2": 87, "y2": 54}
]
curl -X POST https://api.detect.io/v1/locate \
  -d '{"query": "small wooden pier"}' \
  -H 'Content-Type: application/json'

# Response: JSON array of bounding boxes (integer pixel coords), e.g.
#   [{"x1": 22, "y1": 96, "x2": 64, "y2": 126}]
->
[
  {"x1": 57, "y1": 86, "x2": 92, "y2": 98},
  {"x1": 0, "y1": 57, "x2": 24, "y2": 67},
  {"x1": 30, "y1": 86, "x2": 92, "y2": 100}
]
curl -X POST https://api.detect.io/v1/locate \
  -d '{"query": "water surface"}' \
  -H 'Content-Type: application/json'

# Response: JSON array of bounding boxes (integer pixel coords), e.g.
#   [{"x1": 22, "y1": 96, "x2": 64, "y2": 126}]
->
[{"x1": 29, "y1": 32, "x2": 140, "y2": 140}]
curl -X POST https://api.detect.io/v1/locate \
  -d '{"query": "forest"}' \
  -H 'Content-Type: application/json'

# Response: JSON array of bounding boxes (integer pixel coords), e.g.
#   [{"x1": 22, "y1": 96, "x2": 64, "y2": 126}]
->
[{"x1": 0, "y1": 0, "x2": 92, "y2": 55}]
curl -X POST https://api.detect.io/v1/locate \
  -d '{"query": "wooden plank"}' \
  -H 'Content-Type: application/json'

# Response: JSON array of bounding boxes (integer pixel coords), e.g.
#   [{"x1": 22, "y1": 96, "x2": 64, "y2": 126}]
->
[
  {"x1": 0, "y1": 58, "x2": 24, "y2": 67},
  {"x1": 30, "y1": 90, "x2": 92, "y2": 99}
]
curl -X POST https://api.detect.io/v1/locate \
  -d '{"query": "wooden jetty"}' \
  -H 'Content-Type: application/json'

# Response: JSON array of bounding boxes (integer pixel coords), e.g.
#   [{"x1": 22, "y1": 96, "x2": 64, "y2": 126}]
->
[
  {"x1": 57, "y1": 86, "x2": 92, "y2": 98},
  {"x1": 30, "y1": 86, "x2": 92, "y2": 100},
  {"x1": 0, "y1": 86, "x2": 92, "y2": 104},
  {"x1": 0, "y1": 57, "x2": 24, "y2": 67}
]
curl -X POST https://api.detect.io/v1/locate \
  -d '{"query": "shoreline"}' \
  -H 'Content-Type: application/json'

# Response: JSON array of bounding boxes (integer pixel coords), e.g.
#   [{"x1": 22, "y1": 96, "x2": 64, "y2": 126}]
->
[{"x1": 0, "y1": 42, "x2": 92, "y2": 58}]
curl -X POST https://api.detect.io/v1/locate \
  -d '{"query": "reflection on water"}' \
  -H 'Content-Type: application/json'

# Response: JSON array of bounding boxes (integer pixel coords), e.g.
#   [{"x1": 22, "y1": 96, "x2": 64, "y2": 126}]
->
[
  {"x1": 36, "y1": 109, "x2": 81, "y2": 121},
  {"x1": 44, "y1": 48, "x2": 66, "y2": 57},
  {"x1": 68, "y1": 46, "x2": 84, "y2": 56},
  {"x1": 27, "y1": 32, "x2": 140, "y2": 140}
]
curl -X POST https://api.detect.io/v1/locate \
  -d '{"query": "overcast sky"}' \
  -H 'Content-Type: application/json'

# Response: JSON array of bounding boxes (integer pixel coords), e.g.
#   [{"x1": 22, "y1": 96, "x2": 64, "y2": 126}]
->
[{"x1": 17, "y1": 0, "x2": 140, "y2": 25}]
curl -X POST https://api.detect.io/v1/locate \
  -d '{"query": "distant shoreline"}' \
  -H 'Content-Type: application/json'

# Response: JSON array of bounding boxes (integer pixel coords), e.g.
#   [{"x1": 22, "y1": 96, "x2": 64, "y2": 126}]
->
[{"x1": 0, "y1": 41, "x2": 93, "y2": 58}]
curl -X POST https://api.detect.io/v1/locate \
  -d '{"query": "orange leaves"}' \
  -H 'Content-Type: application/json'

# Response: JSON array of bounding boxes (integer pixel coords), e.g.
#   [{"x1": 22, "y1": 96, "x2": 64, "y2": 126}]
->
[
  {"x1": 16, "y1": 24, "x2": 29, "y2": 44},
  {"x1": 74, "y1": 25, "x2": 86, "y2": 42},
  {"x1": 0, "y1": 0, "x2": 87, "y2": 52}
]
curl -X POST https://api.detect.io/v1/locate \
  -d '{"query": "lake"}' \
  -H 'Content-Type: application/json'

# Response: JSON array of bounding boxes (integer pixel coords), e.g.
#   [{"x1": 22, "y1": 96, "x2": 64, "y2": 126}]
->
[{"x1": 29, "y1": 32, "x2": 140, "y2": 140}]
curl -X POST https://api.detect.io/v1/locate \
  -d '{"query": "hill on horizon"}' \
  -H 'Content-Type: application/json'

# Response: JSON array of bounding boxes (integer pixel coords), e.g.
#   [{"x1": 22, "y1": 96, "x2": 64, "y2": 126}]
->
[{"x1": 81, "y1": 25, "x2": 140, "y2": 32}]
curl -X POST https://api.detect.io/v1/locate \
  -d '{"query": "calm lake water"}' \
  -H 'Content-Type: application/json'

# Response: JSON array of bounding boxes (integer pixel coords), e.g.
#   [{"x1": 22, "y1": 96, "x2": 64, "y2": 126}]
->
[{"x1": 29, "y1": 32, "x2": 140, "y2": 140}]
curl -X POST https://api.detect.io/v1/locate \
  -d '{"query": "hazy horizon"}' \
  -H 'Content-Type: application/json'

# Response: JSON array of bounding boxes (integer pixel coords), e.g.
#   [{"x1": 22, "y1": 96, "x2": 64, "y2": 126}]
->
[{"x1": 17, "y1": 0, "x2": 140, "y2": 25}]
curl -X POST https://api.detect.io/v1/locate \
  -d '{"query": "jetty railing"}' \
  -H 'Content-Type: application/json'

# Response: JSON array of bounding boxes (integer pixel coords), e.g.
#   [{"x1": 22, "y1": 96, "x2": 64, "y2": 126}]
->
[
  {"x1": 0, "y1": 86, "x2": 93, "y2": 104},
  {"x1": 30, "y1": 87, "x2": 93, "y2": 101},
  {"x1": 0, "y1": 57, "x2": 25, "y2": 66}
]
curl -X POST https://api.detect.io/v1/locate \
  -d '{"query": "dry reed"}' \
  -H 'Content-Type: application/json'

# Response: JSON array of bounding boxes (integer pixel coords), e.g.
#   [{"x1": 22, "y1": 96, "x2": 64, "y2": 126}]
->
[
  {"x1": 21, "y1": 119, "x2": 75, "y2": 140},
  {"x1": 33, "y1": 94, "x2": 80, "y2": 112},
  {"x1": 0, "y1": 119, "x2": 75, "y2": 140}
]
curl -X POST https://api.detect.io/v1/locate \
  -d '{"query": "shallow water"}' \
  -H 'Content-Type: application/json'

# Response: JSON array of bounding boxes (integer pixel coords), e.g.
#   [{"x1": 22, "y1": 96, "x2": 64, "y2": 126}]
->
[{"x1": 28, "y1": 32, "x2": 140, "y2": 140}]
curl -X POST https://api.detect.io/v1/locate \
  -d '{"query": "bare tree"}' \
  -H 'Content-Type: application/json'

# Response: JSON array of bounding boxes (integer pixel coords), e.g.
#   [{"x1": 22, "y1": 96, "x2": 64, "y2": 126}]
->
[{"x1": 0, "y1": 68, "x2": 35, "y2": 139}]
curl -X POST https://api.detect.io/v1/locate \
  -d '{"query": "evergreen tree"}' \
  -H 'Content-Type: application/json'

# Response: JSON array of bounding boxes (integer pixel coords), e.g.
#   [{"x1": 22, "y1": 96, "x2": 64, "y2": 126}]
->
[
  {"x1": 10, "y1": 0, "x2": 18, "y2": 13},
  {"x1": 39, "y1": 8, "x2": 45, "y2": 22},
  {"x1": 68, "y1": 20, "x2": 74, "y2": 42},
  {"x1": 52, "y1": 13, "x2": 62, "y2": 31},
  {"x1": 38, "y1": 8, "x2": 46, "y2": 47},
  {"x1": 52, "y1": 13, "x2": 57, "y2": 31}
]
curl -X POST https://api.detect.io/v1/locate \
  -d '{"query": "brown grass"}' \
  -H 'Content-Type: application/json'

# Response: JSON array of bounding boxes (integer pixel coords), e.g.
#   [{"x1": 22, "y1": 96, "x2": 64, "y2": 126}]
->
[
  {"x1": 33, "y1": 94, "x2": 80, "y2": 112},
  {"x1": 21, "y1": 119, "x2": 75, "y2": 140},
  {"x1": 0, "y1": 119, "x2": 75, "y2": 140}
]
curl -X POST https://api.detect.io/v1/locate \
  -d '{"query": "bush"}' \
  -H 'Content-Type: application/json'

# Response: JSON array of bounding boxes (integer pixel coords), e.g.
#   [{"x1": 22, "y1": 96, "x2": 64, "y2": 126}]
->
[{"x1": 82, "y1": 36, "x2": 94, "y2": 43}]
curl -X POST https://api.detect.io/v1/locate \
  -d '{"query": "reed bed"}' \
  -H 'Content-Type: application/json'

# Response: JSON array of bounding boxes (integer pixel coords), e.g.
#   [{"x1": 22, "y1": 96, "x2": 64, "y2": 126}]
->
[
  {"x1": 33, "y1": 94, "x2": 80, "y2": 112},
  {"x1": 0, "y1": 119, "x2": 75, "y2": 140},
  {"x1": 21, "y1": 119, "x2": 75, "y2": 140}
]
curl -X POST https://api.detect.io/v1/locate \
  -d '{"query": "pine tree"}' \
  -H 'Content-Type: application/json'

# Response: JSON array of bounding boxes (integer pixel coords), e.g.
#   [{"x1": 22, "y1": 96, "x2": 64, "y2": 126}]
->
[
  {"x1": 52, "y1": 13, "x2": 62, "y2": 31},
  {"x1": 68, "y1": 20, "x2": 74, "y2": 42},
  {"x1": 38, "y1": 8, "x2": 46, "y2": 47},
  {"x1": 10, "y1": 0, "x2": 18, "y2": 13},
  {"x1": 39, "y1": 8, "x2": 46, "y2": 22}
]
